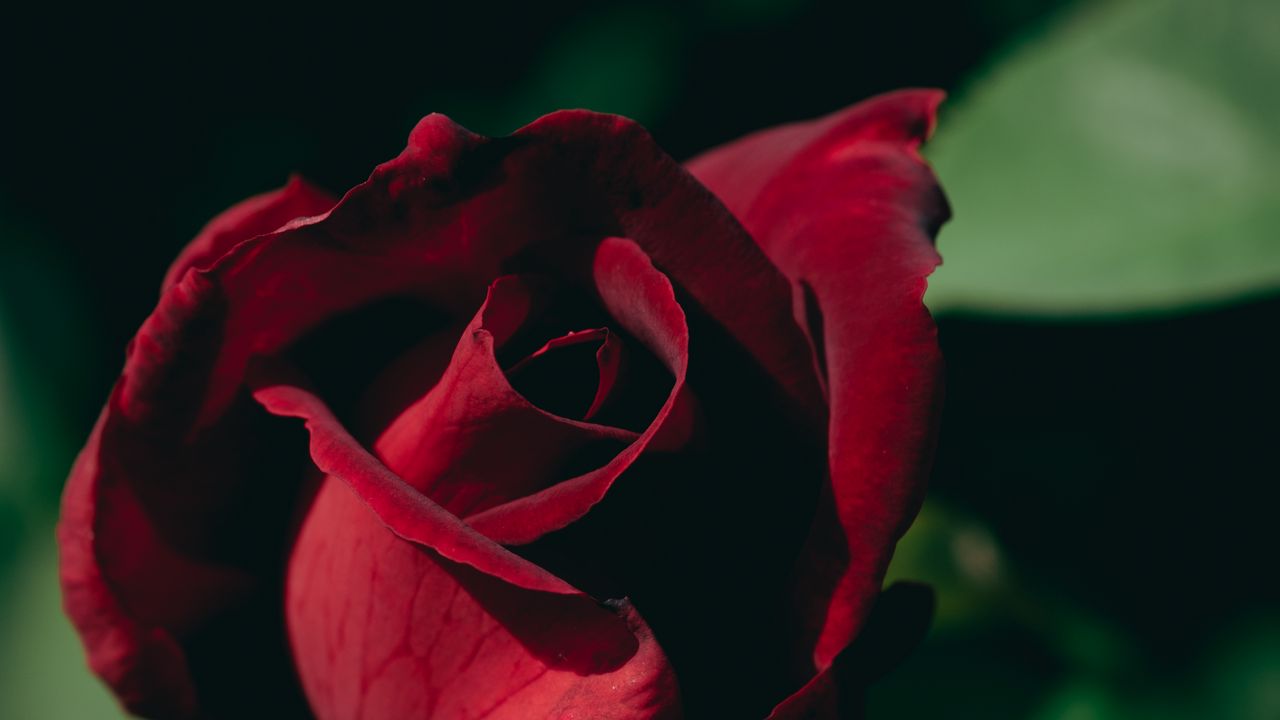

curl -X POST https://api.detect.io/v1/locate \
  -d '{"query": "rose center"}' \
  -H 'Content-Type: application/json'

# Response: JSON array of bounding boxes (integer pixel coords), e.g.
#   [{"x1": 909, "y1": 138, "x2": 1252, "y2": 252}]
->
[{"x1": 504, "y1": 328, "x2": 619, "y2": 421}]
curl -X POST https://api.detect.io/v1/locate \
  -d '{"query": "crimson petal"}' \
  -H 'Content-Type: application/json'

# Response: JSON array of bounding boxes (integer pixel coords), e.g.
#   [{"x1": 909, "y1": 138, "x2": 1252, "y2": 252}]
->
[
  {"x1": 181, "y1": 110, "x2": 821, "y2": 432},
  {"x1": 764, "y1": 582, "x2": 935, "y2": 719},
  {"x1": 287, "y1": 464, "x2": 682, "y2": 719},
  {"x1": 248, "y1": 361, "x2": 580, "y2": 596},
  {"x1": 253, "y1": 361, "x2": 684, "y2": 717},
  {"x1": 687, "y1": 89, "x2": 950, "y2": 681},
  {"x1": 58, "y1": 412, "x2": 200, "y2": 717},
  {"x1": 160, "y1": 175, "x2": 334, "y2": 293},
  {"x1": 466, "y1": 237, "x2": 691, "y2": 545},
  {"x1": 371, "y1": 275, "x2": 638, "y2": 520},
  {"x1": 506, "y1": 327, "x2": 620, "y2": 420}
]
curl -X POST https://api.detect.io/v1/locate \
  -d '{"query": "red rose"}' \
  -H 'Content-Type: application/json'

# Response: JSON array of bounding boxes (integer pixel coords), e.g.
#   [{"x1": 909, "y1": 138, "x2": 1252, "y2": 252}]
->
[{"x1": 59, "y1": 90, "x2": 948, "y2": 719}]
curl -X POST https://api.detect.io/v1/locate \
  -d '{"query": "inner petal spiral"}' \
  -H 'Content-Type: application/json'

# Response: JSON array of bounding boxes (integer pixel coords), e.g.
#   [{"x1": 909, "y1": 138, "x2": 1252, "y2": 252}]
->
[
  {"x1": 371, "y1": 276, "x2": 638, "y2": 519},
  {"x1": 505, "y1": 327, "x2": 621, "y2": 421}
]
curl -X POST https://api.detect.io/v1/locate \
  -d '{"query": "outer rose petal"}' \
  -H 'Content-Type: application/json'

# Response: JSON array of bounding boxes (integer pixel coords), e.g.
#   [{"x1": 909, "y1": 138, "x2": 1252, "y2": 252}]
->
[
  {"x1": 160, "y1": 175, "x2": 334, "y2": 293},
  {"x1": 248, "y1": 366, "x2": 582, "y2": 597},
  {"x1": 687, "y1": 89, "x2": 949, "y2": 687},
  {"x1": 58, "y1": 412, "x2": 199, "y2": 717},
  {"x1": 184, "y1": 110, "x2": 822, "y2": 431},
  {"x1": 286, "y1": 414, "x2": 682, "y2": 720},
  {"x1": 765, "y1": 582, "x2": 935, "y2": 719},
  {"x1": 61, "y1": 221, "x2": 327, "y2": 718}
]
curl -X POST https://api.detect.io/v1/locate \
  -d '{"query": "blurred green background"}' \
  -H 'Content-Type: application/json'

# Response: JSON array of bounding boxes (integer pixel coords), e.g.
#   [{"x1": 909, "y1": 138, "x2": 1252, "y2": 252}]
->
[{"x1": 1, "y1": 0, "x2": 1276, "y2": 717}]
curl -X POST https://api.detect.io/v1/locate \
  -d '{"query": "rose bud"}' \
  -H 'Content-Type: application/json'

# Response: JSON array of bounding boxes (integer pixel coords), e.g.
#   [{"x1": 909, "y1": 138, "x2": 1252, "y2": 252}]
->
[{"x1": 59, "y1": 90, "x2": 949, "y2": 719}]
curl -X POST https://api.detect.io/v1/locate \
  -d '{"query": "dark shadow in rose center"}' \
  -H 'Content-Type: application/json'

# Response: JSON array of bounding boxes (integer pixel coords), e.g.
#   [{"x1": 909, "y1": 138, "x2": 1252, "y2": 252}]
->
[
  {"x1": 504, "y1": 331, "x2": 607, "y2": 420},
  {"x1": 274, "y1": 268, "x2": 822, "y2": 716},
  {"x1": 515, "y1": 287, "x2": 828, "y2": 718},
  {"x1": 493, "y1": 278, "x2": 673, "y2": 434}
]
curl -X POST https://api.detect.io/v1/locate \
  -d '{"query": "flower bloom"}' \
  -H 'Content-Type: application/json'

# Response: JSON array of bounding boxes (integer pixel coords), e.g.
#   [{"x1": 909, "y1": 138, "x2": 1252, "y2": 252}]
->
[{"x1": 59, "y1": 90, "x2": 948, "y2": 719}]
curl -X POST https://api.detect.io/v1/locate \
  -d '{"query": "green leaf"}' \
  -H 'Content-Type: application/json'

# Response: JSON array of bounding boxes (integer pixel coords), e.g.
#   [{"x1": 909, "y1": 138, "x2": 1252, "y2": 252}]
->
[
  {"x1": 0, "y1": 217, "x2": 93, "y2": 507},
  {"x1": 0, "y1": 538, "x2": 125, "y2": 719},
  {"x1": 925, "y1": 0, "x2": 1280, "y2": 315},
  {"x1": 1201, "y1": 618, "x2": 1280, "y2": 720},
  {"x1": 0, "y1": 216, "x2": 118, "y2": 716}
]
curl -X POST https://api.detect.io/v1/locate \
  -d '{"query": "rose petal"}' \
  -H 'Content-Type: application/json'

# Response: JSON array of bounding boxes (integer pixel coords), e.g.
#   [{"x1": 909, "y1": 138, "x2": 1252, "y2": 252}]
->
[
  {"x1": 248, "y1": 360, "x2": 580, "y2": 597},
  {"x1": 687, "y1": 89, "x2": 949, "y2": 673},
  {"x1": 505, "y1": 327, "x2": 620, "y2": 420},
  {"x1": 63, "y1": 220, "x2": 338, "y2": 718},
  {"x1": 160, "y1": 175, "x2": 334, "y2": 293},
  {"x1": 181, "y1": 110, "x2": 821, "y2": 433},
  {"x1": 352, "y1": 320, "x2": 466, "y2": 441},
  {"x1": 287, "y1": 463, "x2": 682, "y2": 720},
  {"x1": 764, "y1": 582, "x2": 935, "y2": 718},
  {"x1": 58, "y1": 412, "x2": 200, "y2": 718},
  {"x1": 465, "y1": 237, "x2": 690, "y2": 545},
  {"x1": 372, "y1": 276, "x2": 638, "y2": 519},
  {"x1": 585, "y1": 332, "x2": 622, "y2": 420}
]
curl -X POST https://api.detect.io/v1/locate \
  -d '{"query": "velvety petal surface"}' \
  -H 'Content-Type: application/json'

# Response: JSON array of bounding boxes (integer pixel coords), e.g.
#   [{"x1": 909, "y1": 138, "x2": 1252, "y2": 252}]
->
[
  {"x1": 249, "y1": 361, "x2": 683, "y2": 718},
  {"x1": 249, "y1": 366, "x2": 581, "y2": 597},
  {"x1": 371, "y1": 276, "x2": 639, "y2": 520},
  {"x1": 283, "y1": 407, "x2": 682, "y2": 720},
  {"x1": 687, "y1": 89, "x2": 949, "y2": 689},
  {"x1": 465, "y1": 237, "x2": 692, "y2": 545}
]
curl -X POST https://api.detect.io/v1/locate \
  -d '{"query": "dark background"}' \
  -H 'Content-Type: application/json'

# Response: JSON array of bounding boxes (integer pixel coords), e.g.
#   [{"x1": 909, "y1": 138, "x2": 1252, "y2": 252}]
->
[{"x1": 1, "y1": 1, "x2": 1275, "y2": 717}]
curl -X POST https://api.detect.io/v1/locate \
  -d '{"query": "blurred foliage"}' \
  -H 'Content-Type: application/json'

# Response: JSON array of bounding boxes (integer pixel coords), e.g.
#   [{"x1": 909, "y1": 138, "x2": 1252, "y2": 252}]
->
[
  {"x1": 926, "y1": 0, "x2": 1280, "y2": 315},
  {"x1": 435, "y1": 5, "x2": 685, "y2": 136},
  {"x1": 892, "y1": 3, "x2": 1280, "y2": 705},
  {"x1": 879, "y1": 293, "x2": 1280, "y2": 718},
  {"x1": 0, "y1": 219, "x2": 120, "y2": 716},
  {"x1": 0, "y1": 538, "x2": 123, "y2": 718},
  {"x1": 0, "y1": 215, "x2": 93, "y2": 562},
  {"x1": 1, "y1": 0, "x2": 1277, "y2": 718},
  {"x1": 882, "y1": 497, "x2": 1280, "y2": 718}
]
